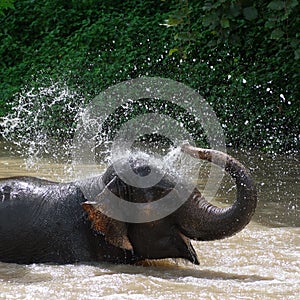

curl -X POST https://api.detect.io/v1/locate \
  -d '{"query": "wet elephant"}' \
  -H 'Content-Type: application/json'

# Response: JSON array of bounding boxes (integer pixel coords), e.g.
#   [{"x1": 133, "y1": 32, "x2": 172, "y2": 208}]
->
[{"x1": 0, "y1": 144, "x2": 257, "y2": 265}]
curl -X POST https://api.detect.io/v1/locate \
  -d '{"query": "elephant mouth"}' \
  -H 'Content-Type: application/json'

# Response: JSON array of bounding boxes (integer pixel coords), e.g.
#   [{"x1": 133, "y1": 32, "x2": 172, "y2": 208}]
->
[
  {"x1": 83, "y1": 201, "x2": 199, "y2": 265},
  {"x1": 178, "y1": 230, "x2": 199, "y2": 265}
]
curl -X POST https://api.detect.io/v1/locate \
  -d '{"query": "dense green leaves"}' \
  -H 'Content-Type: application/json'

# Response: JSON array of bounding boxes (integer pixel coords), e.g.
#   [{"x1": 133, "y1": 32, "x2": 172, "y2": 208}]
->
[
  {"x1": 0, "y1": 0, "x2": 299, "y2": 153},
  {"x1": 242, "y1": 6, "x2": 258, "y2": 21},
  {"x1": 267, "y1": 0, "x2": 286, "y2": 10},
  {"x1": 162, "y1": 0, "x2": 299, "y2": 152},
  {"x1": 0, "y1": 0, "x2": 15, "y2": 15}
]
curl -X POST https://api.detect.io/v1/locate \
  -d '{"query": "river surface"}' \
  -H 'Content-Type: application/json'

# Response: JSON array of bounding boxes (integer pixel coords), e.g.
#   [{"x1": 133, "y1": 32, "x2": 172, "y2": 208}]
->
[{"x1": 0, "y1": 141, "x2": 299, "y2": 299}]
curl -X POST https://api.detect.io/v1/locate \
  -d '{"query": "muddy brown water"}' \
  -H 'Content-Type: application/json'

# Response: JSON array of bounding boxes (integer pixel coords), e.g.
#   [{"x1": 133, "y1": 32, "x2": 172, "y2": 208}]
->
[{"x1": 0, "y1": 142, "x2": 299, "y2": 299}]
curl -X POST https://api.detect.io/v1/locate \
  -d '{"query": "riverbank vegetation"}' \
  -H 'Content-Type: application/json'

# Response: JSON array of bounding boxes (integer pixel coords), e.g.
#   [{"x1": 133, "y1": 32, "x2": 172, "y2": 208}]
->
[{"x1": 0, "y1": 0, "x2": 299, "y2": 153}]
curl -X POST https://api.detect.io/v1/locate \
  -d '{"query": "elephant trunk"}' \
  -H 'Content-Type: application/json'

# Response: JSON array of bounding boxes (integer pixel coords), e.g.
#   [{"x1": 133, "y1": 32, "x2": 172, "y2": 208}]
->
[{"x1": 176, "y1": 144, "x2": 257, "y2": 241}]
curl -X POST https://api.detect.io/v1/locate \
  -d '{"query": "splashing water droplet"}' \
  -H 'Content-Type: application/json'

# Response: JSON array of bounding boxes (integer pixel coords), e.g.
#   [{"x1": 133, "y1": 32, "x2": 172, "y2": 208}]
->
[{"x1": 0, "y1": 79, "x2": 85, "y2": 176}]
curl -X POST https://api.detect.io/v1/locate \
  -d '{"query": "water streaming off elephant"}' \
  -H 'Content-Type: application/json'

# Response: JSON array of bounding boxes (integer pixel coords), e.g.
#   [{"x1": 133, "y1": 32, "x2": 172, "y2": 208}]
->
[{"x1": 0, "y1": 141, "x2": 299, "y2": 299}]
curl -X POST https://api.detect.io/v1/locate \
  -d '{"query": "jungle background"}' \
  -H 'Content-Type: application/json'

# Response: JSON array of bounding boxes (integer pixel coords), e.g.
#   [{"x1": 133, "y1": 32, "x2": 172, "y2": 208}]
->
[{"x1": 0, "y1": 0, "x2": 299, "y2": 153}]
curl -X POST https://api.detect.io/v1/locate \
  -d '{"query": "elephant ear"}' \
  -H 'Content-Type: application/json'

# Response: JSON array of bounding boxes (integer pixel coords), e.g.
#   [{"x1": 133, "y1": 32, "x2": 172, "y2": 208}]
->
[{"x1": 82, "y1": 202, "x2": 133, "y2": 251}]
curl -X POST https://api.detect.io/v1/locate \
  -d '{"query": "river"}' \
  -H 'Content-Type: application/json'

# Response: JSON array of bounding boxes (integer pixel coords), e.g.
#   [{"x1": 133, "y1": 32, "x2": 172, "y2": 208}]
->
[{"x1": 0, "y1": 141, "x2": 299, "y2": 299}]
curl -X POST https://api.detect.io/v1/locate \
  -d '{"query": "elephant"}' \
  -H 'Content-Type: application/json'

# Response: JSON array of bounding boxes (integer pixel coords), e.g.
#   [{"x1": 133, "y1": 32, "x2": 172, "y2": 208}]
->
[{"x1": 0, "y1": 144, "x2": 257, "y2": 265}]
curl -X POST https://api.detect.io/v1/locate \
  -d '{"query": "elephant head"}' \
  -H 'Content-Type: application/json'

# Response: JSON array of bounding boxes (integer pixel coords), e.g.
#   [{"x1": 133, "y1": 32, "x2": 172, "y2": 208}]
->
[{"x1": 82, "y1": 144, "x2": 257, "y2": 265}]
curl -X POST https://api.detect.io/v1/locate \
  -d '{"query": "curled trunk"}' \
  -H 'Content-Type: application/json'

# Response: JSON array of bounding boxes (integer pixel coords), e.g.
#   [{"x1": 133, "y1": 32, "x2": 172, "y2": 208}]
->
[{"x1": 177, "y1": 144, "x2": 257, "y2": 241}]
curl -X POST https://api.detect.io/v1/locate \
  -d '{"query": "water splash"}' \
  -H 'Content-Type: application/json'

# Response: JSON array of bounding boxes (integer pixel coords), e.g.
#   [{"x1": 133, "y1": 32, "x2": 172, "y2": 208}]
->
[
  {"x1": 1, "y1": 80, "x2": 85, "y2": 169},
  {"x1": 0, "y1": 79, "x2": 201, "y2": 184}
]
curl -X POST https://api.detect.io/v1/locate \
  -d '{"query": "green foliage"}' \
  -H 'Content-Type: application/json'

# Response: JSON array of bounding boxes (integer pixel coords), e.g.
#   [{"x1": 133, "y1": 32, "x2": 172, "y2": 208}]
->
[
  {"x1": 0, "y1": 0, "x2": 15, "y2": 15},
  {"x1": 0, "y1": 0, "x2": 299, "y2": 153},
  {"x1": 161, "y1": 0, "x2": 300, "y2": 152},
  {"x1": 166, "y1": 0, "x2": 300, "y2": 59}
]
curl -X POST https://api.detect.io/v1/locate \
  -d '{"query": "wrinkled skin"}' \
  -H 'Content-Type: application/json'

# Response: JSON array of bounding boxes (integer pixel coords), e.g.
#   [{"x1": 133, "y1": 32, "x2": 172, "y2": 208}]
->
[{"x1": 0, "y1": 145, "x2": 257, "y2": 265}]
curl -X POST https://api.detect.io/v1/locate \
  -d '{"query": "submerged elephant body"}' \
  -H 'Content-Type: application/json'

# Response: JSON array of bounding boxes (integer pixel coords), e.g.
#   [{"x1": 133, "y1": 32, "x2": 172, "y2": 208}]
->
[
  {"x1": 0, "y1": 176, "x2": 136, "y2": 264},
  {"x1": 0, "y1": 146, "x2": 257, "y2": 265},
  {"x1": 0, "y1": 162, "x2": 197, "y2": 265}
]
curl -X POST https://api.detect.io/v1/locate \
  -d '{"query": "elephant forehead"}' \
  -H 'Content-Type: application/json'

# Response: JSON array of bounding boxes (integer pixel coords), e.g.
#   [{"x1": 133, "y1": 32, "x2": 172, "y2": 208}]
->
[
  {"x1": 115, "y1": 175, "x2": 177, "y2": 203},
  {"x1": 103, "y1": 158, "x2": 176, "y2": 186}
]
